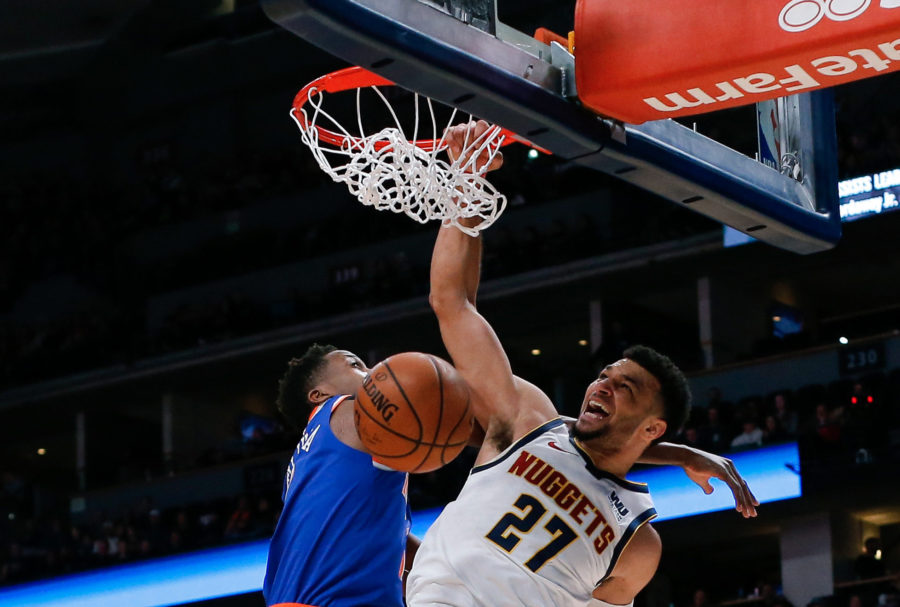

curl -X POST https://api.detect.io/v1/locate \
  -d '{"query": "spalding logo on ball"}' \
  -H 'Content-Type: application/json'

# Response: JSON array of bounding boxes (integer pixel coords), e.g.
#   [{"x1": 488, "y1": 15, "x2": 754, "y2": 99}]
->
[
  {"x1": 354, "y1": 352, "x2": 473, "y2": 473},
  {"x1": 360, "y1": 371, "x2": 399, "y2": 422}
]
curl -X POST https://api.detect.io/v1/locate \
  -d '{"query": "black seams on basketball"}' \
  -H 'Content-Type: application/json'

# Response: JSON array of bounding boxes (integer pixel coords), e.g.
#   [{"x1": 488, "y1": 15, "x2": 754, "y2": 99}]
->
[{"x1": 354, "y1": 352, "x2": 473, "y2": 472}]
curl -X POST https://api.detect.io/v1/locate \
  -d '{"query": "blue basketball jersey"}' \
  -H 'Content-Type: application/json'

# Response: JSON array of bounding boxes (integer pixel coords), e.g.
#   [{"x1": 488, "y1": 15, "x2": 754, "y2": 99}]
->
[{"x1": 263, "y1": 395, "x2": 411, "y2": 607}]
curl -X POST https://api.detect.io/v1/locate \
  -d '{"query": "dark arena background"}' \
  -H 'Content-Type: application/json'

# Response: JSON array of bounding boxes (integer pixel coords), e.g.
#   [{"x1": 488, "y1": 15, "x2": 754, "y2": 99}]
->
[{"x1": 1, "y1": 1, "x2": 900, "y2": 606}]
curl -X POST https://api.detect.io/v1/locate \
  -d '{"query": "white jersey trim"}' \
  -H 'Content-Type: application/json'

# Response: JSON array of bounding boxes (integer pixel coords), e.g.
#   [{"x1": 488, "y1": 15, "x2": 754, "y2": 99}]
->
[
  {"x1": 330, "y1": 394, "x2": 351, "y2": 411},
  {"x1": 471, "y1": 417, "x2": 566, "y2": 474}
]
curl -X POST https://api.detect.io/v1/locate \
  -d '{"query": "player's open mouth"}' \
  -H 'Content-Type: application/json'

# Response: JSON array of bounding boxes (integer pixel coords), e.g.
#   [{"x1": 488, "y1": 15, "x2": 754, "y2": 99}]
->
[{"x1": 583, "y1": 399, "x2": 610, "y2": 421}]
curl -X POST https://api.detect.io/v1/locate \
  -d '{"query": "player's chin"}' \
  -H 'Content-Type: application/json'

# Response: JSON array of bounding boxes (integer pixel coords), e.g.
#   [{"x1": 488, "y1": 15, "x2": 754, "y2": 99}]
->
[
  {"x1": 576, "y1": 410, "x2": 614, "y2": 436},
  {"x1": 573, "y1": 416, "x2": 601, "y2": 438}
]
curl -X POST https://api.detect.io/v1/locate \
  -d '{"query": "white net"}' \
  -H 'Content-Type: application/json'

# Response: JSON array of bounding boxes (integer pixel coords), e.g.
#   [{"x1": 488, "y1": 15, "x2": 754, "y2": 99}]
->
[{"x1": 291, "y1": 83, "x2": 507, "y2": 236}]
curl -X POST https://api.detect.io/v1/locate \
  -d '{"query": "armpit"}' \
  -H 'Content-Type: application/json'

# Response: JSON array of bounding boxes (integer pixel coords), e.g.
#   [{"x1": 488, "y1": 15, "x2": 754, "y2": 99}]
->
[{"x1": 487, "y1": 419, "x2": 514, "y2": 452}]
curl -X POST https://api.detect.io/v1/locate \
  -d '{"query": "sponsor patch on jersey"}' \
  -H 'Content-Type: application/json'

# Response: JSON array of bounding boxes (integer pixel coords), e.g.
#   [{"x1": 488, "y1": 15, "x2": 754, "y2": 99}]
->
[{"x1": 608, "y1": 490, "x2": 630, "y2": 523}]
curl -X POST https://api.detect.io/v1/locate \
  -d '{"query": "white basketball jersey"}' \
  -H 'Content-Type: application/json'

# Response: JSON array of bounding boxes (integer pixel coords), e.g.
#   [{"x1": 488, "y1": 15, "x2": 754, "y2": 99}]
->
[{"x1": 407, "y1": 418, "x2": 657, "y2": 607}]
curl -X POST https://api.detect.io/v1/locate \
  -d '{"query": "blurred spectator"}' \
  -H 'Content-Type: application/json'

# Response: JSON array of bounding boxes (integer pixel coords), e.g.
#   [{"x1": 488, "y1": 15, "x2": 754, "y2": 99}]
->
[
  {"x1": 763, "y1": 415, "x2": 789, "y2": 445},
  {"x1": 0, "y1": 542, "x2": 25, "y2": 584},
  {"x1": 114, "y1": 537, "x2": 131, "y2": 563},
  {"x1": 760, "y1": 583, "x2": 778, "y2": 606},
  {"x1": 252, "y1": 496, "x2": 278, "y2": 537},
  {"x1": 731, "y1": 420, "x2": 764, "y2": 449},
  {"x1": 173, "y1": 510, "x2": 197, "y2": 551},
  {"x1": 138, "y1": 538, "x2": 153, "y2": 559},
  {"x1": 145, "y1": 510, "x2": 167, "y2": 555},
  {"x1": 681, "y1": 426, "x2": 703, "y2": 450},
  {"x1": 806, "y1": 402, "x2": 843, "y2": 456},
  {"x1": 698, "y1": 405, "x2": 731, "y2": 453},
  {"x1": 773, "y1": 393, "x2": 799, "y2": 435},
  {"x1": 91, "y1": 536, "x2": 109, "y2": 563},
  {"x1": 758, "y1": 582, "x2": 794, "y2": 607},
  {"x1": 197, "y1": 504, "x2": 222, "y2": 545},
  {"x1": 690, "y1": 588, "x2": 711, "y2": 607},
  {"x1": 224, "y1": 496, "x2": 253, "y2": 540},
  {"x1": 168, "y1": 531, "x2": 183, "y2": 553},
  {"x1": 103, "y1": 521, "x2": 121, "y2": 559},
  {"x1": 735, "y1": 398, "x2": 762, "y2": 433}
]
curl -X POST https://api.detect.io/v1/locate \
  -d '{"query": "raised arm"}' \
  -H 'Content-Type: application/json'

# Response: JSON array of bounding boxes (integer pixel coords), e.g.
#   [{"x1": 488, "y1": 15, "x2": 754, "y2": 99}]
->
[
  {"x1": 638, "y1": 442, "x2": 759, "y2": 518},
  {"x1": 430, "y1": 122, "x2": 556, "y2": 457},
  {"x1": 429, "y1": 211, "x2": 554, "y2": 446}
]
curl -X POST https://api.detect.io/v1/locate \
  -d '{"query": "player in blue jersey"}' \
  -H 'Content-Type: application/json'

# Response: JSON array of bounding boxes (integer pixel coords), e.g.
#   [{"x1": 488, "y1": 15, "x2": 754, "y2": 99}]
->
[{"x1": 263, "y1": 345, "x2": 418, "y2": 607}]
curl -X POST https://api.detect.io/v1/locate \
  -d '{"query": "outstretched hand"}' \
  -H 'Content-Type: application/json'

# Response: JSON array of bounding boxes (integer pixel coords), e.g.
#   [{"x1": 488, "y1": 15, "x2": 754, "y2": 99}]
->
[
  {"x1": 444, "y1": 120, "x2": 504, "y2": 173},
  {"x1": 682, "y1": 450, "x2": 759, "y2": 518}
]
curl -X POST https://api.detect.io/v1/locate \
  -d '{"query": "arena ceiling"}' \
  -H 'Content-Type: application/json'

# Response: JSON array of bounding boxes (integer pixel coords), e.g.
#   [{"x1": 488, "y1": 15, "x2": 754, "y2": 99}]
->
[{"x1": 0, "y1": 0, "x2": 237, "y2": 86}]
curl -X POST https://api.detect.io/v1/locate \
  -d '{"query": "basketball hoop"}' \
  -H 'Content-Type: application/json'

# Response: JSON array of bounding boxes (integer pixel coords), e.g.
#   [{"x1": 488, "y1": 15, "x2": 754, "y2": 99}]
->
[{"x1": 290, "y1": 66, "x2": 542, "y2": 235}]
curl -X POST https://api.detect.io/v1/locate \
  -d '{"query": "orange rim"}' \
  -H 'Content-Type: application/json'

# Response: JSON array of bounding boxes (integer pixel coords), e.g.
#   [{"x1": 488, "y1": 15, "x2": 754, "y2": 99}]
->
[{"x1": 291, "y1": 66, "x2": 548, "y2": 154}]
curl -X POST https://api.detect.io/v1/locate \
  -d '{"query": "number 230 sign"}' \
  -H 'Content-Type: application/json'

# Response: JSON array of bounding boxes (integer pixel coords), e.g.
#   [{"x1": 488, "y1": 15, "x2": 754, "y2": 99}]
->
[{"x1": 839, "y1": 341, "x2": 885, "y2": 375}]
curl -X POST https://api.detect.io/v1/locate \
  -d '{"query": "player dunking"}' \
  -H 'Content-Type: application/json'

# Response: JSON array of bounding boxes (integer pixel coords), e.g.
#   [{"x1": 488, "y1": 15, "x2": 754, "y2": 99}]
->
[
  {"x1": 263, "y1": 122, "x2": 757, "y2": 607},
  {"x1": 407, "y1": 121, "x2": 759, "y2": 606},
  {"x1": 262, "y1": 343, "x2": 749, "y2": 607}
]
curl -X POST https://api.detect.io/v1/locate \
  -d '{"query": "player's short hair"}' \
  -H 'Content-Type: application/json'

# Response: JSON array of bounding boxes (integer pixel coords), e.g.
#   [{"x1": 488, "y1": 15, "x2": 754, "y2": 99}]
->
[
  {"x1": 276, "y1": 343, "x2": 337, "y2": 433},
  {"x1": 624, "y1": 345, "x2": 692, "y2": 443}
]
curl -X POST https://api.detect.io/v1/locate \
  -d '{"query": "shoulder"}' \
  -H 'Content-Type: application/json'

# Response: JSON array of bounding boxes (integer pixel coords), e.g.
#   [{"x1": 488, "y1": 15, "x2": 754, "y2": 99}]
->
[
  {"x1": 328, "y1": 395, "x2": 368, "y2": 452},
  {"x1": 510, "y1": 376, "x2": 558, "y2": 438},
  {"x1": 593, "y1": 524, "x2": 661, "y2": 604},
  {"x1": 614, "y1": 523, "x2": 661, "y2": 588},
  {"x1": 473, "y1": 376, "x2": 558, "y2": 464},
  {"x1": 625, "y1": 523, "x2": 661, "y2": 560}
]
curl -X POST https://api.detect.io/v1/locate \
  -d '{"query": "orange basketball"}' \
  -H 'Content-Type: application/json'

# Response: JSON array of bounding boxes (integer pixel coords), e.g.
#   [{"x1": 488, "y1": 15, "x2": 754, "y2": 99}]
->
[{"x1": 354, "y1": 352, "x2": 473, "y2": 473}]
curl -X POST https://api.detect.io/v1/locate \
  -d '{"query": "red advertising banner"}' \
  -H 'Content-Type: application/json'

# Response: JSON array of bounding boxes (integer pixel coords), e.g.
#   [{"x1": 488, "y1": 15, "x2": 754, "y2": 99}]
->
[{"x1": 575, "y1": 0, "x2": 900, "y2": 123}]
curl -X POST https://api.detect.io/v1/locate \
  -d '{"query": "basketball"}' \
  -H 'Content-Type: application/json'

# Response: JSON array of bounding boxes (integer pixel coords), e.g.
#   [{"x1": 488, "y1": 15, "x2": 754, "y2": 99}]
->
[{"x1": 354, "y1": 352, "x2": 473, "y2": 473}]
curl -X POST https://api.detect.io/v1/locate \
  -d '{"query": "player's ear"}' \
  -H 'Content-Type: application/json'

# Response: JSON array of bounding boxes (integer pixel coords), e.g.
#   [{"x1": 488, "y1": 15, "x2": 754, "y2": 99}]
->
[
  {"x1": 308, "y1": 387, "x2": 332, "y2": 405},
  {"x1": 645, "y1": 418, "x2": 667, "y2": 442}
]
